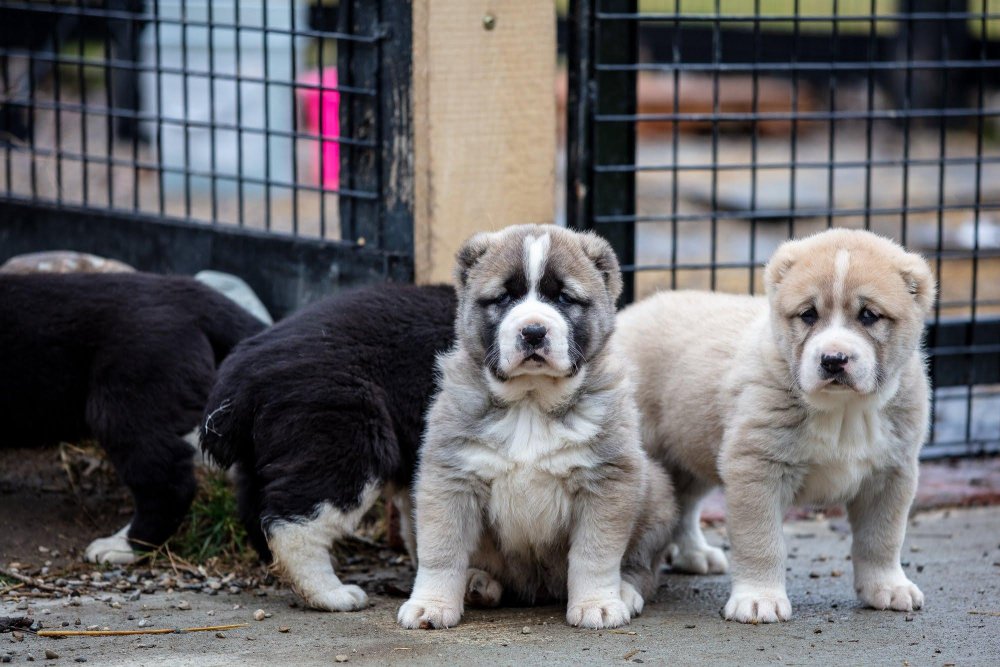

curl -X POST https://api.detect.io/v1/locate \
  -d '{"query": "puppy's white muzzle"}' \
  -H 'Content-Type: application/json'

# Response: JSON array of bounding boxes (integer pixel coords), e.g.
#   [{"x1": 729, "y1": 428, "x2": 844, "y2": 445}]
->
[
  {"x1": 799, "y1": 324, "x2": 877, "y2": 397},
  {"x1": 497, "y1": 296, "x2": 571, "y2": 377}
]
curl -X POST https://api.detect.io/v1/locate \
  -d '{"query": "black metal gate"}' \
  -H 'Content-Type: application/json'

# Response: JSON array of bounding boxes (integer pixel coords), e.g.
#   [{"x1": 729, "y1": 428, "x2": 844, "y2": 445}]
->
[
  {"x1": 566, "y1": 0, "x2": 1000, "y2": 457},
  {"x1": 0, "y1": 0, "x2": 412, "y2": 318}
]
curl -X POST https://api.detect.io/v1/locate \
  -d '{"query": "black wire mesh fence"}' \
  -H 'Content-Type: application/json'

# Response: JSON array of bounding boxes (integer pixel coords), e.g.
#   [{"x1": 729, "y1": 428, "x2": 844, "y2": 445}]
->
[
  {"x1": 0, "y1": 1, "x2": 412, "y2": 316},
  {"x1": 3, "y1": 1, "x2": 997, "y2": 455},
  {"x1": 566, "y1": 0, "x2": 1000, "y2": 457}
]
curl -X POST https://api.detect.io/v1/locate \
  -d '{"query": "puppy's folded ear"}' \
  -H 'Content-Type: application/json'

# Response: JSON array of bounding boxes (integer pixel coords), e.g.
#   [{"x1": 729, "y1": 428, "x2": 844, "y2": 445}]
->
[
  {"x1": 764, "y1": 238, "x2": 799, "y2": 295},
  {"x1": 454, "y1": 232, "x2": 493, "y2": 286},
  {"x1": 579, "y1": 232, "x2": 623, "y2": 302},
  {"x1": 897, "y1": 251, "x2": 936, "y2": 315}
]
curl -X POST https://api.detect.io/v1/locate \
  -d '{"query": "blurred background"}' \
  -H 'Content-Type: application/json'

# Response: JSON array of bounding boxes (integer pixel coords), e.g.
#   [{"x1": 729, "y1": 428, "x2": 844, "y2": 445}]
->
[{"x1": 0, "y1": 0, "x2": 997, "y2": 458}]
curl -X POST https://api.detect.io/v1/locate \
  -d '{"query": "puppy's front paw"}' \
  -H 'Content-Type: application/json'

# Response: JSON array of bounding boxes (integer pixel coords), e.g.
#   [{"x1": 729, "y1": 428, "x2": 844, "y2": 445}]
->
[
  {"x1": 464, "y1": 568, "x2": 502, "y2": 608},
  {"x1": 397, "y1": 597, "x2": 463, "y2": 629},
  {"x1": 567, "y1": 597, "x2": 631, "y2": 629},
  {"x1": 619, "y1": 580, "x2": 644, "y2": 616},
  {"x1": 669, "y1": 542, "x2": 729, "y2": 575},
  {"x1": 723, "y1": 586, "x2": 792, "y2": 624},
  {"x1": 307, "y1": 584, "x2": 368, "y2": 612},
  {"x1": 84, "y1": 528, "x2": 138, "y2": 565},
  {"x1": 856, "y1": 574, "x2": 924, "y2": 612}
]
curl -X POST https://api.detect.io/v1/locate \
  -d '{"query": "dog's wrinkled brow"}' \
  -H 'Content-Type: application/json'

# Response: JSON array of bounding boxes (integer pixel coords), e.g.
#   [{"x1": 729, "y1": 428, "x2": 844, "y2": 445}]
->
[
  {"x1": 479, "y1": 276, "x2": 509, "y2": 295},
  {"x1": 561, "y1": 276, "x2": 586, "y2": 297}
]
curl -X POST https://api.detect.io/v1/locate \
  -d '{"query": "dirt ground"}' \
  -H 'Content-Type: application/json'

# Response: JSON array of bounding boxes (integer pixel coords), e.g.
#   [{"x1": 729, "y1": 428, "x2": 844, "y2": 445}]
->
[
  {"x1": 3, "y1": 447, "x2": 1000, "y2": 665},
  {"x1": 2, "y1": 508, "x2": 999, "y2": 666},
  {"x1": 0, "y1": 447, "x2": 131, "y2": 574}
]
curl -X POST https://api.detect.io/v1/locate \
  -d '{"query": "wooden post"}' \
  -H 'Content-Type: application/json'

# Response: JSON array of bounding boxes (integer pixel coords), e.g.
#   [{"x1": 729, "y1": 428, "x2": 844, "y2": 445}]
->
[{"x1": 412, "y1": 0, "x2": 556, "y2": 285}]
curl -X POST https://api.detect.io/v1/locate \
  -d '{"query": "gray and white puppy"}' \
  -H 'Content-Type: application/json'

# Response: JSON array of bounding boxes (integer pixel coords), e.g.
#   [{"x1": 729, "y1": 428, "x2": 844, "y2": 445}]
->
[
  {"x1": 398, "y1": 224, "x2": 674, "y2": 630},
  {"x1": 616, "y1": 228, "x2": 935, "y2": 623}
]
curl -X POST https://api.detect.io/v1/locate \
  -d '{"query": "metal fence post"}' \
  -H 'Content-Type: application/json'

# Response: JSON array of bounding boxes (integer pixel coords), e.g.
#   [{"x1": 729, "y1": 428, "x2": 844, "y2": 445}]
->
[
  {"x1": 566, "y1": 0, "x2": 637, "y2": 305},
  {"x1": 566, "y1": 0, "x2": 594, "y2": 234},
  {"x1": 338, "y1": 0, "x2": 413, "y2": 281},
  {"x1": 377, "y1": 0, "x2": 414, "y2": 270}
]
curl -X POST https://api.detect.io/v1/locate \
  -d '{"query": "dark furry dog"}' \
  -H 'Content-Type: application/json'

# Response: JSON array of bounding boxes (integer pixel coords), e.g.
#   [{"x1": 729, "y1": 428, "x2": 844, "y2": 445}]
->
[
  {"x1": 0, "y1": 273, "x2": 266, "y2": 563},
  {"x1": 200, "y1": 284, "x2": 456, "y2": 611}
]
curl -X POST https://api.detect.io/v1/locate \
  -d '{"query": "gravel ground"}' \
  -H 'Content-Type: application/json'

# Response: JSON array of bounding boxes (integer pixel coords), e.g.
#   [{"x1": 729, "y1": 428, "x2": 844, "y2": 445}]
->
[{"x1": 3, "y1": 507, "x2": 999, "y2": 666}]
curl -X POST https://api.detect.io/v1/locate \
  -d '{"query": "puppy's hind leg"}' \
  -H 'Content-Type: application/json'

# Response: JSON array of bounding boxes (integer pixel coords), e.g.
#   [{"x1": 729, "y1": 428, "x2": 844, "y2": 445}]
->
[
  {"x1": 667, "y1": 472, "x2": 728, "y2": 575},
  {"x1": 464, "y1": 568, "x2": 503, "y2": 608},
  {"x1": 84, "y1": 341, "x2": 206, "y2": 563},
  {"x1": 621, "y1": 543, "x2": 660, "y2": 617},
  {"x1": 85, "y1": 428, "x2": 197, "y2": 564},
  {"x1": 267, "y1": 483, "x2": 381, "y2": 612},
  {"x1": 463, "y1": 537, "x2": 505, "y2": 608},
  {"x1": 85, "y1": 523, "x2": 137, "y2": 565},
  {"x1": 390, "y1": 487, "x2": 417, "y2": 567},
  {"x1": 621, "y1": 465, "x2": 676, "y2": 616}
]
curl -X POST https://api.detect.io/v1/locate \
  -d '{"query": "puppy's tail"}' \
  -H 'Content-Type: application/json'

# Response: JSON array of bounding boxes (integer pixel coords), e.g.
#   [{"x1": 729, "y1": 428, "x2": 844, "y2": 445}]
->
[
  {"x1": 194, "y1": 283, "x2": 265, "y2": 467},
  {"x1": 190, "y1": 280, "x2": 272, "y2": 561},
  {"x1": 199, "y1": 333, "x2": 274, "y2": 560},
  {"x1": 200, "y1": 356, "x2": 254, "y2": 470}
]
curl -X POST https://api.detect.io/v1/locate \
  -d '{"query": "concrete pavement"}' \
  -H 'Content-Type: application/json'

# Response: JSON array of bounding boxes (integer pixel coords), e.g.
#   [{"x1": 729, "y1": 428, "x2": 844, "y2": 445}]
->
[{"x1": 4, "y1": 506, "x2": 999, "y2": 666}]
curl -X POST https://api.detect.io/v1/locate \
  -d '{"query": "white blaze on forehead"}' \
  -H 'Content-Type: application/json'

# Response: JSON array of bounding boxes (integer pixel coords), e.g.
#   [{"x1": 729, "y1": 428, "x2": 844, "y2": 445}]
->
[
  {"x1": 798, "y1": 246, "x2": 881, "y2": 399},
  {"x1": 832, "y1": 248, "x2": 851, "y2": 307},
  {"x1": 493, "y1": 231, "x2": 571, "y2": 378},
  {"x1": 523, "y1": 232, "x2": 552, "y2": 291}
]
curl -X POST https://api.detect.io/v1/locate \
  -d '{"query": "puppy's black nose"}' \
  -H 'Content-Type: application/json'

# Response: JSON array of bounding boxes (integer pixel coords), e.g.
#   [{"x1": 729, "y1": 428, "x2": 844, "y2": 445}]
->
[
  {"x1": 521, "y1": 323, "x2": 548, "y2": 347},
  {"x1": 820, "y1": 352, "x2": 849, "y2": 374}
]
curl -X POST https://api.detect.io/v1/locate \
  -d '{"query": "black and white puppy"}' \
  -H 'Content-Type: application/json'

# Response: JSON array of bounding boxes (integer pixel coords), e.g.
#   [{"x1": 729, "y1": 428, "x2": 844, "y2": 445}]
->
[
  {"x1": 0, "y1": 273, "x2": 266, "y2": 563},
  {"x1": 200, "y1": 284, "x2": 457, "y2": 612},
  {"x1": 399, "y1": 225, "x2": 674, "y2": 630}
]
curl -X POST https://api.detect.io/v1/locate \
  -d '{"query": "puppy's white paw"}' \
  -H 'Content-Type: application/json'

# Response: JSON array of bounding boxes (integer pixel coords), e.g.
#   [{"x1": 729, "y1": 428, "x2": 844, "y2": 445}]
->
[
  {"x1": 397, "y1": 597, "x2": 463, "y2": 629},
  {"x1": 856, "y1": 575, "x2": 924, "y2": 612},
  {"x1": 464, "y1": 568, "x2": 502, "y2": 608},
  {"x1": 723, "y1": 586, "x2": 792, "y2": 624},
  {"x1": 305, "y1": 584, "x2": 368, "y2": 612},
  {"x1": 619, "y1": 580, "x2": 644, "y2": 616},
  {"x1": 567, "y1": 597, "x2": 631, "y2": 629},
  {"x1": 84, "y1": 526, "x2": 138, "y2": 565},
  {"x1": 669, "y1": 542, "x2": 729, "y2": 574}
]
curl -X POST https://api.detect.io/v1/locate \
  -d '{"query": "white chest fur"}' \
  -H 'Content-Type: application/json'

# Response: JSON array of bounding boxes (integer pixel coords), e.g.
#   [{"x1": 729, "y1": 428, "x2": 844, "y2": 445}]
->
[
  {"x1": 462, "y1": 401, "x2": 603, "y2": 553},
  {"x1": 795, "y1": 398, "x2": 894, "y2": 505}
]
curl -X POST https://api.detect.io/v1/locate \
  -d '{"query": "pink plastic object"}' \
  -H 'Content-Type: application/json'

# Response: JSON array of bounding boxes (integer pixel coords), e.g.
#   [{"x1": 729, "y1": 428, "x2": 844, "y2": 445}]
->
[{"x1": 298, "y1": 69, "x2": 340, "y2": 190}]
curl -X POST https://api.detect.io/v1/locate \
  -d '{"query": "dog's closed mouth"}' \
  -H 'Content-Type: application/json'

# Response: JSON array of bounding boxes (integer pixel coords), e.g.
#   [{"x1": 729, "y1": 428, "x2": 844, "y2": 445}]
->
[{"x1": 526, "y1": 353, "x2": 545, "y2": 363}]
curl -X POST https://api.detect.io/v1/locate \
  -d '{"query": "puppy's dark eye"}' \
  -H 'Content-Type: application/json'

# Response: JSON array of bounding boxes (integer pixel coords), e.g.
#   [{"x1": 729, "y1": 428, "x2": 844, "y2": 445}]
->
[
  {"x1": 799, "y1": 307, "x2": 818, "y2": 326},
  {"x1": 480, "y1": 293, "x2": 511, "y2": 308},
  {"x1": 858, "y1": 308, "x2": 880, "y2": 326},
  {"x1": 555, "y1": 291, "x2": 589, "y2": 308}
]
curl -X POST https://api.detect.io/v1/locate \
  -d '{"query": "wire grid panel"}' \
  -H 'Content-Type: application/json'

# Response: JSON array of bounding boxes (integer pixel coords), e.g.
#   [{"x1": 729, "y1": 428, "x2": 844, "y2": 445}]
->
[
  {"x1": 578, "y1": 0, "x2": 1000, "y2": 456},
  {"x1": 0, "y1": 0, "x2": 375, "y2": 241}
]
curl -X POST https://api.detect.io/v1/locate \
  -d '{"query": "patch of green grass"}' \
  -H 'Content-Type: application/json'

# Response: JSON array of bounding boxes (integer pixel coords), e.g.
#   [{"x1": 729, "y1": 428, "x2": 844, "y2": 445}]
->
[{"x1": 165, "y1": 469, "x2": 255, "y2": 565}]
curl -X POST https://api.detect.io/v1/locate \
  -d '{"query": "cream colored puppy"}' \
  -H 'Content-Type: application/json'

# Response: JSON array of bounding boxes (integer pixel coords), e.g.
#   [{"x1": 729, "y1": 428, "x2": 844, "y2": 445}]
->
[{"x1": 616, "y1": 228, "x2": 935, "y2": 623}]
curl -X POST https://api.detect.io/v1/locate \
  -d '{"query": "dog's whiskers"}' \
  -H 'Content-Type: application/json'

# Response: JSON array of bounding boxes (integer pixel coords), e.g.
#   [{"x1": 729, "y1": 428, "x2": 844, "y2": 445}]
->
[{"x1": 568, "y1": 339, "x2": 587, "y2": 371}]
